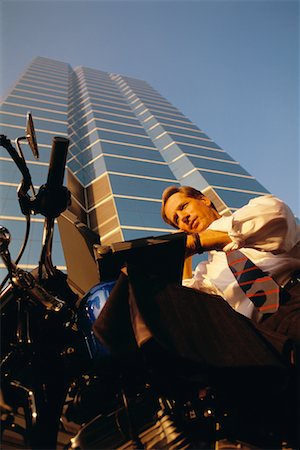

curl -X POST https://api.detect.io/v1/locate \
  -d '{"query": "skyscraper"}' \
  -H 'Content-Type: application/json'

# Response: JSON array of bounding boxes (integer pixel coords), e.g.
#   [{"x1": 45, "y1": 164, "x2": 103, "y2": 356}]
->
[{"x1": 0, "y1": 56, "x2": 269, "y2": 282}]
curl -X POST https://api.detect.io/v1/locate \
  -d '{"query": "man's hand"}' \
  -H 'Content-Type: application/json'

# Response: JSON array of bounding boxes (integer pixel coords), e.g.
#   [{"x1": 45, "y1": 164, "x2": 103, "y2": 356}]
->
[{"x1": 185, "y1": 230, "x2": 232, "y2": 257}]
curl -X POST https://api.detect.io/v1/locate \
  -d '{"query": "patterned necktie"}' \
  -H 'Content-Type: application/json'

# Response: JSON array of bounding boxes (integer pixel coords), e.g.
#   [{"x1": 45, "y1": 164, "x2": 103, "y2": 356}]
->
[{"x1": 226, "y1": 249, "x2": 280, "y2": 314}]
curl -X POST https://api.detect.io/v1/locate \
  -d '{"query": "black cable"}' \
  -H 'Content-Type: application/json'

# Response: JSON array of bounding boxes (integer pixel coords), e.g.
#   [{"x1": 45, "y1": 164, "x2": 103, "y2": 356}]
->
[
  {"x1": 15, "y1": 215, "x2": 31, "y2": 266},
  {"x1": 0, "y1": 215, "x2": 31, "y2": 291}
]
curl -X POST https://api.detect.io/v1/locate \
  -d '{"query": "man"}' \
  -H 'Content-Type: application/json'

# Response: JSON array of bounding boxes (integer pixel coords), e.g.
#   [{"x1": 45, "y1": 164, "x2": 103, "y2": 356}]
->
[
  {"x1": 93, "y1": 186, "x2": 299, "y2": 446},
  {"x1": 161, "y1": 185, "x2": 300, "y2": 345}
]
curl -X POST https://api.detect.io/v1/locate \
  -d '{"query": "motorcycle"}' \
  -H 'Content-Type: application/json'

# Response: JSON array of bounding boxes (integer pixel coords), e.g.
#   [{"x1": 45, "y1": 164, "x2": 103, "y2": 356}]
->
[
  {"x1": 0, "y1": 115, "x2": 81, "y2": 448},
  {"x1": 0, "y1": 116, "x2": 200, "y2": 449},
  {"x1": 0, "y1": 115, "x2": 298, "y2": 450}
]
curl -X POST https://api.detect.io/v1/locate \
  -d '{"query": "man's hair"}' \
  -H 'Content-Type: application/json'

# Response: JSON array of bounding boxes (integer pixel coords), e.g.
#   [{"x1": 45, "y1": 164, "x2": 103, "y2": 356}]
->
[{"x1": 161, "y1": 185, "x2": 206, "y2": 228}]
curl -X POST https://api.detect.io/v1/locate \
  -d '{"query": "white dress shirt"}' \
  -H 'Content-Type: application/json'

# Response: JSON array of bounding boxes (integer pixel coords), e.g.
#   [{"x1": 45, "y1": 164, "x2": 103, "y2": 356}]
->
[{"x1": 183, "y1": 195, "x2": 300, "y2": 320}]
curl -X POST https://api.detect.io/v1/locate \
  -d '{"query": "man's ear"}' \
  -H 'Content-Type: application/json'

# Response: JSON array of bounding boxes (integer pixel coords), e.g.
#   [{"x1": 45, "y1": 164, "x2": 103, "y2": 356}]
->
[{"x1": 200, "y1": 196, "x2": 211, "y2": 206}]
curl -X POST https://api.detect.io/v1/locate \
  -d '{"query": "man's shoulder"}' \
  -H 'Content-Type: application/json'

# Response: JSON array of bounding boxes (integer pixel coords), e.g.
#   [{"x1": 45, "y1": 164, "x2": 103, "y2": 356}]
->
[
  {"x1": 246, "y1": 194, "x2": 285, "y2": 210},
  {"x1": 248, "y1": 194, "x2": 281, "y2": 204}
]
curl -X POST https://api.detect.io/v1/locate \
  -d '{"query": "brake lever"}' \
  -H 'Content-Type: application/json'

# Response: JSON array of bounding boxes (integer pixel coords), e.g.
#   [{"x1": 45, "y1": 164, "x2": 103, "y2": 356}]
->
[
  {"x1": 0, "y1": 226, "x2": 16, "y2": 283},
  {"x1": 0, "y1": 135, "x2": 33, "y2": 197}
]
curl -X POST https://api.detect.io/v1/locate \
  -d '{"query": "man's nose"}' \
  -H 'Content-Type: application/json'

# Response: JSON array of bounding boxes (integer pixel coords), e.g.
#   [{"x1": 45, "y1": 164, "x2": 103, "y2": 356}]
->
[{"x1": 179, "y1": 211, "x2": 189, "y2": 224}]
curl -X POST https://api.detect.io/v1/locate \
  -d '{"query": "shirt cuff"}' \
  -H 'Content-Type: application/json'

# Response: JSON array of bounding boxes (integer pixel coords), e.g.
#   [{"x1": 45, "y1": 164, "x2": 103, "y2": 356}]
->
[{"x1": 208, "y1": 214, "x2": 245, "y2": 251}]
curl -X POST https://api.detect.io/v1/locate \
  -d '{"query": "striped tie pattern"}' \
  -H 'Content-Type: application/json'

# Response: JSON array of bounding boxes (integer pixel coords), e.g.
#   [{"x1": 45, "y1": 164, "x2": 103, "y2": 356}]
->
[{"x1": 226, "y1": 249, "x2": 280, "y2": 314}]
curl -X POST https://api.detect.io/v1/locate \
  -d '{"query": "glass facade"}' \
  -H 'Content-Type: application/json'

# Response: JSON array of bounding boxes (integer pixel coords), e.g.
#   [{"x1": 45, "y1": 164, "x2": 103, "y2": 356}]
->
[
  {"x1": 0, "y1": 57, "x2": 70, "y2": 280},
  {"x1": 1, "y1": 57, "x2": 270, "y2": 280}
]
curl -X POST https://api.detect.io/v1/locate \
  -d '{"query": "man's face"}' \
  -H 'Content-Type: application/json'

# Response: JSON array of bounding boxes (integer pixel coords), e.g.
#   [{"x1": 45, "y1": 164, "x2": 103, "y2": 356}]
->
[{"x1": 164, "y1": 192, "x2": 220, "y2": 233}]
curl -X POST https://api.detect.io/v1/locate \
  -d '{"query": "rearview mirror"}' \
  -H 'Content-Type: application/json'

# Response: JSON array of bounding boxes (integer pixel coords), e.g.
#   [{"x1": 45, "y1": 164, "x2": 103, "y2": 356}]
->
[{"x1": 26, "y1": 112, "x2": 39, "y2": 159}]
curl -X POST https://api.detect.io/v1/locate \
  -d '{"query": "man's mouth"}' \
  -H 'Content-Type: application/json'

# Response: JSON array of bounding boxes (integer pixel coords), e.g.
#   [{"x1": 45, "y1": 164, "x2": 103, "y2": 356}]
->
[{"x1": 189, "y1": 217, "x2": 198, "y2": 229}]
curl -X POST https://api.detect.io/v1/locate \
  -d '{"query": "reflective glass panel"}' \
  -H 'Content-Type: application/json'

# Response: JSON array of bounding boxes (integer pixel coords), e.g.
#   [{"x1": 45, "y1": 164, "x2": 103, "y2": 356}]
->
[
  {"x1": 200, "y1": 171, "x2": 269, "y2": 192},
  {"x1": 100, "y1": 142, "x2": 162, "y2": 161},
  {"x1": 5, "y1": 97, "x2": 68, "y2": 112},
  {"x1": 189, "y1": 157, "x2": 251, "y2": 176},
  {"x1": 104, "y1": 156, "x2": 174, "y2": 179},
  {"x1": 109, "y1": 174, "x2": 177, "y2": 198},
  {"x1": 1, "y1": 103, "x2": 67, "y2": 121},
  {"x1": 214, "y1": 189, "x2": 268, "y2": 209},
  {"x1": 11, "y1": 90, "x2": 67, "y2": 105}
]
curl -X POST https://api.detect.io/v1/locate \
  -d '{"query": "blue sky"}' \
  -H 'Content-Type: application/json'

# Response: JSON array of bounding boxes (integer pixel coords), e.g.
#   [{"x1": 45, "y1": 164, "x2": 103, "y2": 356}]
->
[{"x1": 1, "y1": 0, "x2": 299, "y2": 216}]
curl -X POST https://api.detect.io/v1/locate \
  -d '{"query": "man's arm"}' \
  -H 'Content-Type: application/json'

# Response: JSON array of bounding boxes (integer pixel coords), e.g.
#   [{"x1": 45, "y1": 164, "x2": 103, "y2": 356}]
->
[
  {"x1": 184, "y1": 195, "x2": 299, "y2": 267},
  {"x1": 183, "y1": 256, "x2": 193, "y2": 279},
  {"x1": 211, "y1": 195, "x2": 299, "y2": 254},
  {"x1": 185, "y1": 230, "x2": 232, "y2": 257},
  {"x1": 185, "y1": 195, "x2": 299, "y2": 257}
]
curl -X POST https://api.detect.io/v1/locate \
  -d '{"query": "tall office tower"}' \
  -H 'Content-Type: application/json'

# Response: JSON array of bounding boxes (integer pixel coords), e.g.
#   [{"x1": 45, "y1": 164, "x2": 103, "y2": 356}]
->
[
  {"x1": 0, "y1": 56, "x2": 269, "y2": 282},
  {"x1": 0, "y1": 57, "x2": 70, "y2": 281}
]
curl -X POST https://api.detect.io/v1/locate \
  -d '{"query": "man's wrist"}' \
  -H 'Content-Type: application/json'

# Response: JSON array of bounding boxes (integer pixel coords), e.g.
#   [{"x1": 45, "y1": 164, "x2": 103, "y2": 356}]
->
[{"x1": 192, "y1": 232, "x2": 204, "y2": 254}]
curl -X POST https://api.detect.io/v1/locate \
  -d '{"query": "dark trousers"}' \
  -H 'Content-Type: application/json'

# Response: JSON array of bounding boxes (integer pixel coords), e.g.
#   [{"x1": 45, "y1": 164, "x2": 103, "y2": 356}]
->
[
  {"x1": 93, "y1": 265, "x2": 290, "y2": 380},
  {"x1": 93, "y1": 266, "x2": 299, "y2": 446}
]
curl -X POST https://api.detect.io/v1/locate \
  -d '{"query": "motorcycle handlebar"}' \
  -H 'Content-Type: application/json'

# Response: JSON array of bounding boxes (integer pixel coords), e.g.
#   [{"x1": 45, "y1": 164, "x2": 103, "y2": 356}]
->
[
  {"x1": 31, "y1": 136, "x2": 70, "y2": 219},
  {"x1": 46, "y1": 137, "x2": 69, "y2": 191}
]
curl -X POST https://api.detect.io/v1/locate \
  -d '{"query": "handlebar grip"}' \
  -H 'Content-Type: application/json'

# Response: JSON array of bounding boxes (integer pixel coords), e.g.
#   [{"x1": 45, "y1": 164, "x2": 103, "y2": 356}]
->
[{"x1": 46, "y1": 137, "x2": 69, "y2": 191}]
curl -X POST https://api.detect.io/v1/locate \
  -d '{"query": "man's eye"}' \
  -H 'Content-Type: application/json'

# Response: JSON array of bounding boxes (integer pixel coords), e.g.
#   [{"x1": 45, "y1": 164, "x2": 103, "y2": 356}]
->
[
  {"x1": 182, "y1": 203, "x2": 188, "y2": 209},
  {"x1": 174, "y1": 214, "x2": 178, "y2": 224}
]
